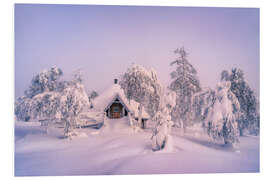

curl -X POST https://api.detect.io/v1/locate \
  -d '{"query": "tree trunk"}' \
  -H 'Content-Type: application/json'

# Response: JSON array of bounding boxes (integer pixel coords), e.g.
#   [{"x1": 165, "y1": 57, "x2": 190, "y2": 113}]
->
[
  {"x1": 64, "y1": 116, "x2": 73, "y2": 137},
  {"x1": 64, "y1": 120, "x2": 71, "y2": 136},
  {"x1": 239, "y1": 128, "x2": 243, "y2": 136},
  {"x1": 138, "y1": 103, "x2": 143, "y2": 128},
  {"x1": 45, "y1": 119, "x2": 51, "y2": 134},
  {"x1": 128, "y1": 112, "x2": 133, "y2": 127},
  {"x1": 103, "y1": 112, "x2": 107, "y2": 126}
]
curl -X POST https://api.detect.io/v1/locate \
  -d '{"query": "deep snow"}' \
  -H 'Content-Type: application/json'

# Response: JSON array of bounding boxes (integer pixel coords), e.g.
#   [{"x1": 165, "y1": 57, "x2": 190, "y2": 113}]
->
[{"x1": 14, "y1": 118, "x2": 259, "y2": 176}]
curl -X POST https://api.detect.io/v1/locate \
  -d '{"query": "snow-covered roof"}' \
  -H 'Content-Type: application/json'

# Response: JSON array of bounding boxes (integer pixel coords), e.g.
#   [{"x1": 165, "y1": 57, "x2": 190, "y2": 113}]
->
[{"x1": 92, "y1": 84, "x2": 149, "y2": 119}]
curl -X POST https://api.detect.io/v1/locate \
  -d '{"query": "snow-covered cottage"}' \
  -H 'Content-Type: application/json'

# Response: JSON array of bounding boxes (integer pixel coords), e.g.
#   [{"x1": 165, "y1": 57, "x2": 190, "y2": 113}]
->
[{"x1": 91, "y1": 79, "x2": 150, "y2": 128}]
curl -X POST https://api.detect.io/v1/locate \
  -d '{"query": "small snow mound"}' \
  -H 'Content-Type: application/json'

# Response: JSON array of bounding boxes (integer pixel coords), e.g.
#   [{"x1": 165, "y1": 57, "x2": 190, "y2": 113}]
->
[
  {"x1": 90, "y1": 131, "x2": 100, "y2": 135},
  {"x1": 103, "y1": 117, "x2": 135, "y2": 134},
  {"x1": 221, "y1": 143, "x2": 240, "y2": 152},
  {"x1": 132, "y1": 126, "x2": 143, "y2": 133},
  {"x1": 154, "y1": 135, "x2": 175, "y2": 154},
  {"x1": 65, "y1": 131, "x2": 88, "y2": 140},
  {"x1": 76, "y1": 132, "x2": 88, "y2": 138}
]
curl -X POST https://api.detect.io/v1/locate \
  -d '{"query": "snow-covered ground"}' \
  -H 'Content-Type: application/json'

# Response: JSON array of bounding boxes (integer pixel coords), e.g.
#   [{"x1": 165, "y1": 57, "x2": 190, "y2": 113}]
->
[{"x1": 15, "y1": 118, "x2": 259, "y2": 176}]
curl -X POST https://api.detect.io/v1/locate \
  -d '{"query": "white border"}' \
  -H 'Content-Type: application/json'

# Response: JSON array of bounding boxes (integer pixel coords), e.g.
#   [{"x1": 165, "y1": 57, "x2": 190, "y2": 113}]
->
[{"x1": 1, "y1": 0, "x2": 269, "y2": 180}]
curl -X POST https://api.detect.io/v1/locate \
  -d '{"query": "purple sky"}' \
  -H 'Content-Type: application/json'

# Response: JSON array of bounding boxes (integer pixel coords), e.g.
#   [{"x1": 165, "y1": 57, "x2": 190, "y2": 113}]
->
[{"x1": 15, "y1": 4, "x2": 259, "y2": 98}]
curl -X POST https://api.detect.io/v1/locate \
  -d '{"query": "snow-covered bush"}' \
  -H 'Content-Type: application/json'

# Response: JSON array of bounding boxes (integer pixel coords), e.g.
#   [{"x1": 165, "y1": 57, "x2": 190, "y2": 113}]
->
[
  {"x1": 169, "y1": 47, "x2": 201, "y2": 129},
  {"x1": 119, "y1": 64, "x2": 162, "y2": 127},
  {"x1": 151, "y1": 88, "x2": 176, "y2": 151},
  {"x1": 221, "y1": 68, "x2": 260, "y2": 136},
  {"x1": 206, "y1": 81, "x2": 240, "y2": 146}
]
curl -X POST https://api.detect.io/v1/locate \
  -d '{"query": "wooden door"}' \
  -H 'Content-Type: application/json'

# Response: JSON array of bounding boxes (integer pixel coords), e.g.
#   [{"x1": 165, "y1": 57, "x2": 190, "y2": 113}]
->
[
  {"x1": 112, "y1": 112, "x2": 120, "y2": 118},
  {"x1": 110, "y1": 103, "x2": 122, "y2": 118}
]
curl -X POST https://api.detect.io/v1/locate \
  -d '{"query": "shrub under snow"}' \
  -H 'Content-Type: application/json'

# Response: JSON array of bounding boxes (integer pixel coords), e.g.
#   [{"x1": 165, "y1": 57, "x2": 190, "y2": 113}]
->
[{"x1": 151, "y1": 88, "x2": 176, "y2": 151}]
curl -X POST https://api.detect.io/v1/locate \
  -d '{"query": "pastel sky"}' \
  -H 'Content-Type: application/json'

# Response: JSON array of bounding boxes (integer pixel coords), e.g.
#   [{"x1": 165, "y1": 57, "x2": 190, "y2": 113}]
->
[{"x1": 15, "y1": 4, "x2": 260, "y2": 98}]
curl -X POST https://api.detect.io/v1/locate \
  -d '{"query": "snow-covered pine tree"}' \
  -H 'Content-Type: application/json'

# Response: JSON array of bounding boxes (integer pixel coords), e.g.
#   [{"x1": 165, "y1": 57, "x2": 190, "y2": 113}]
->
[
  {"x1": 221, "y1": 68, "x2": 260, "y2": 136},
  {"x1": 169, "y1": 47, "x2": 201, "y2": 129},
  {"x1": 152, "y1": 88, "x2": 176, "y2": 151},
  {"x1": 205, "y1": 81, "x2": 240, "y2": 146},
  {"x1": 119, "y1": 64, "x2": 162, "y2": 128},
  {"x1": 60, "y1": 71, "x2": 90, "y2": 138}
]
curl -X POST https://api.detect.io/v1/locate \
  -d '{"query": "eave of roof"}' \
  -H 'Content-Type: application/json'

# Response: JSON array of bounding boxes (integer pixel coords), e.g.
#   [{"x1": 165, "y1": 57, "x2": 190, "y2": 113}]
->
[{"x1": 104, "y1": 93, "x2": 131, "y2": 112}]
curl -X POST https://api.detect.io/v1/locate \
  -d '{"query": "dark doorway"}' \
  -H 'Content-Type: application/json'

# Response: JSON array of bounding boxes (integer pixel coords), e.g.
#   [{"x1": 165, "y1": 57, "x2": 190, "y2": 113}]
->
[{"x1": 110, "y1": 103, "x2": 123, "y2": 119}]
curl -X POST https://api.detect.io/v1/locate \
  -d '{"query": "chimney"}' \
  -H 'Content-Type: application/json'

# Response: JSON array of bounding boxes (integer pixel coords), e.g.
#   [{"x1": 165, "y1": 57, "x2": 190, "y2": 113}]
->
[{"x1": 114, "y1": 79, "x2": 118, "y2": 84}]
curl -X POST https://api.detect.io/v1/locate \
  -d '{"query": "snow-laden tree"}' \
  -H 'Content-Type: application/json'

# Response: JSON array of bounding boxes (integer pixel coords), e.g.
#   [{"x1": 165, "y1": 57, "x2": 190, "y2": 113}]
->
[
  {"x1": 59, "y1": 72, "x2": 90, "y2": 137},
  {"x1": 152, "y1": 88, "x2": 176, "y2": 151},
  {"x1": 119, "y1": 64, "x2": 162, "y2": 127},
  {"x1": 169, "y1": 47, "x2": 201, "y2": 129},
  {"x1": 16, "y1": 91, "x2": 62, "y2": 125},
  {"x1": 24, "y1": 67, "x2": 63, "y2": 98},
  {"x1": 31, "y1": 92, "x2": 61, "y2": 121},
  {"x1": 15, "y1": 67, "x2": 63, "y2": 122},
  {"x1": 206, "y1": 81, "x2": 240, "y2": 146},
  {"x1": 15, "y1": 96, "x2": 32, "y2": 122},
  {"x1": 89, "y1": 90, "x2": 98, "y2": 100},
  {"x1": 191, "y1": 88, "x2": 216, "y2": 127},
  {"x1": 221, "y1": 68, "x2": 260, "y2": 136},
  {"x1": 15, "y1": 67, "x2": 91, "y2": 138},
  {"x1": 88, "y1": 90, "x2": 99, "y2": 108}
]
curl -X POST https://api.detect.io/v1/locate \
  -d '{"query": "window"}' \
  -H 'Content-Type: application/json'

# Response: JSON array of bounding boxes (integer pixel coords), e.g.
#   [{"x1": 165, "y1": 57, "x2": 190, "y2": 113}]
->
[{"x1": 113, "y1": 106, "x2": 119, "y2": 112}]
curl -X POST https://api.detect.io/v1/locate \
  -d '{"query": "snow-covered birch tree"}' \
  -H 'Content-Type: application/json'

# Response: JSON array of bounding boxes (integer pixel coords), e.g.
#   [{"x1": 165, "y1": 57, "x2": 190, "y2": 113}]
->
[
  {"x1": 169, "y1": 47, "x2": 201, "y2": 129},
  {"x1": 59, "y1": 71, "x2": 89, "y2": 137},
  {"x1": 119, "y1": 64, "x2": 162, "y2": 128},
  {"x1": 15, "y1": 68, "x2": 90, "y2": 138},
  {"x1": 15, "y1": 67, "x2": 63, "y2": 122},
  {"x1": 31, "y1": 92, "x2": 60, "y2": 121}
]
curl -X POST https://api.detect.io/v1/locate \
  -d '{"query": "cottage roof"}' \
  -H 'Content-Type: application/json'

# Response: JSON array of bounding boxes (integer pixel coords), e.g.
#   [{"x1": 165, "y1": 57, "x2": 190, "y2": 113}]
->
[{"x1": 92, "y1": 84, "x2": 149, "y2": 119}]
